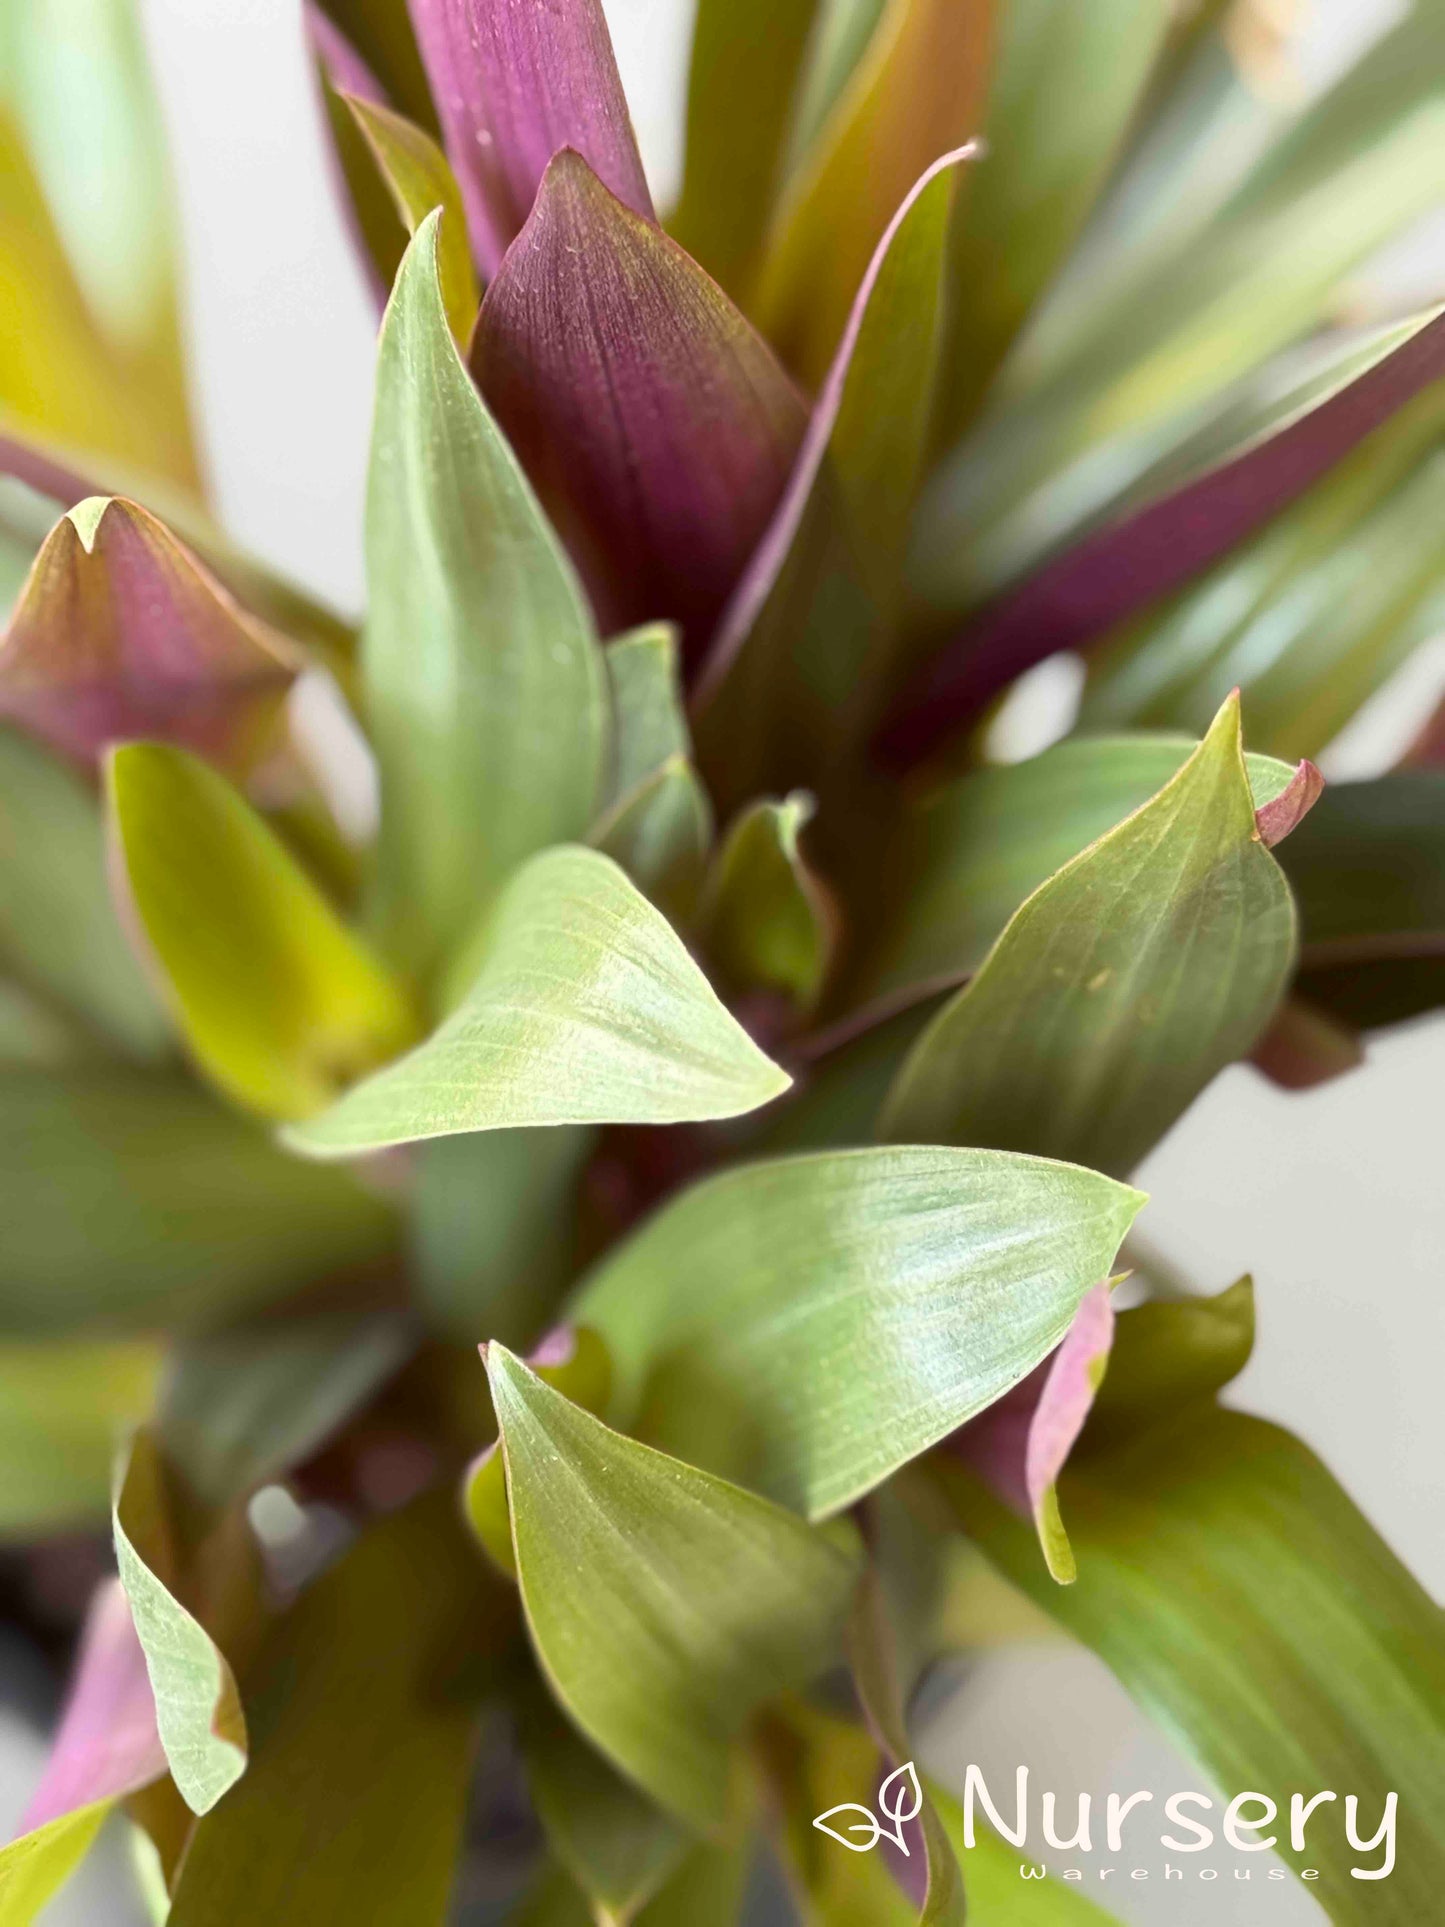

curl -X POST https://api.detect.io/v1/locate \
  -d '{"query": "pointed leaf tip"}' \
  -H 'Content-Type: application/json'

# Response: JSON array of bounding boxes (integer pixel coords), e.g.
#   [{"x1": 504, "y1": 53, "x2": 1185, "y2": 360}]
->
[
  {"x1": 408, "y1": 0, "x2": 653, "y2": 275},
  {"x1": 0, "y1": 498, "x2": 297, "y2": 769},
  {"x1": 285, "y1": 845, "x2": 788, "y2": 1159},
  {"x1": 473, "y1": 151, "x2": 808, "y2": 660}
]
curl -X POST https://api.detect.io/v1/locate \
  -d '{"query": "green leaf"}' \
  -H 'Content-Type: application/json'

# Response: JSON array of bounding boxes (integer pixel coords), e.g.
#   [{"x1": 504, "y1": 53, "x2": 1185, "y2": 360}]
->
[
  {"x1": 167, "y1": 1496, "x2": 504, "y2": 1927},
  {"x1": 108, "y1": 743, "x2": 417, "y2": 1121},
  {"x1": 591, "y1": 756, "x2": 713, "y2": 922},
  {"x1": 785, "y1": 0, "x2": 887, "y2": 172},
  {"x1": 465, "y1": 1326, "x2": 613, "y2": 1579},
  {"x1": 0, "y1": 725, "x2": 165, "y2": 1056},
  {"x1": 486, "y1": 1344, "x2": 861, "y2": 1831},
  {"x1": 602, "y1": 626, "x2": 691, "y2": 810},
  {"x1": 364, "y1": 212, "x2": 607, "y2": 984},
  {"x1": 310, "y1": 0, "x2": 439, "y2": 133},
  {"x1": 849, "y1": 735, "x2": 1296, "y2": 1018},
  {"x1": 880, "y1": 697, "x2": 1298, "y2": 1176},
  {"x1": 285, "y1": 846, "x2": 789, "y2": 1160},
  {"x1": 578, "y1": 1146, "x2": 1144, "y2": 1520},
  {"x1": 159, "y1": 1311, "x2": 413, "y2": 1509},
  {"x1": 934, "y1": 0, "x2": 1176, "y2": 435},
  {"x1": 670, "y1": 0, "x2": 818, "y2": 298},
  {"x1": 1084, "y1": 1275, "x2": 1255, "y2": 1447},
  {"x1": 342, "y1": 95, "x2": 478, "y2": 342},
  {"x1": 1280, "y1": 774, "x2": 1445, "y2": 965},
  {"x1": 754, "y1": 0, "x2": 993, "y2": 387},
  {"x1": 0, "y1": 1339, "x2": 159, "y2": 1539},
  {"x1": 699, "y1": 149, "x2": 967, "y2": 809},
  {"x1": 696, "y1": 796, "x2": 832, "y2": 1013},
  {"x1": 918, "y1": 6, "x2": 1445, "y2": 611},
  {"x1": 113, "y1": 1432, "x2": 248, "y2": 1815},
  {"x1": 414, "y1": 1127, "x2": 594, "y2": 1344},
  {"x1": 0, "y1": 1068, "x2": 396, "y2": 1333},
  {"x1": 927, "y1": 1300, "x2": 1445, "y2": 1924},
  {"x1": 1081, "y1": 413, "x2": 1445, "y2": 758},
  {"x1": 520, "y1": 1686, "x2": 689, "y2": 1925}
]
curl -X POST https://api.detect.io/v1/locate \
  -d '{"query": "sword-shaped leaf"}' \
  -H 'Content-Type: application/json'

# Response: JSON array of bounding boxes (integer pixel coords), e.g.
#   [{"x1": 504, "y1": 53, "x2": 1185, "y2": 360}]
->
[
  {"x1": 109, "y1": 744, "x2": 416, "y2": 1121},
  {"x1": 891, "y1": 306, "x2": 1445, "y2": 762},
  {"x1": 472, "y1": 152, "x2": 807, "y2": 663},
  {"x1": 578, "y1": 1147, "x2": 1144, "y2": 1520},
  {"x1": 342, "y1": 94, "x2": 478, "y2": 340},
  {"x1": 754, "y1": 0, "x2": 993, "y2": 387},
  {"x1": 364, "y1": 214, "x2": 606, "y2": 982},
  {"x1": 485, "y1": 1344, "x2": 861, "y2": 1831},
  {"x1": 285, "y1": 846, "x2": 789, "y2": 1160},
  {"x1": 935, "y1": 0, "x2": 1176, "y2": 435},
  {"x1": 699, "y1": 149, "x2": 970, "y2": 807},
  {"x1": 669, "y1": 0, "x2": 818, "y2": 299},
  {"x1": 880, "y1": 697, "x2": 1299, "y2": 1176},
  {"x1": 0, "y1": 498, "x2": 297, "y2": 770},
  {"x1": 408, "y1": 0, "x2": 653, "y2": 276}
]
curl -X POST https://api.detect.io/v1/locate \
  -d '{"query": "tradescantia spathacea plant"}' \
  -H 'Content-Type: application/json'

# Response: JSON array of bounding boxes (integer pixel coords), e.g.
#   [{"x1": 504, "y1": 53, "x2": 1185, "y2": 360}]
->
[{"x1": 0, "y1": 0, "x2": 1443, "y2": 1920}]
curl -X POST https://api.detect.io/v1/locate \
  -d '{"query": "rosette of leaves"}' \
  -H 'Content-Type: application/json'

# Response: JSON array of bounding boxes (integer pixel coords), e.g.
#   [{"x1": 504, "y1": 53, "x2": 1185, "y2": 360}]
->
[{"x1": 1, "y1": 2, "x2": 1442, "y2": 1924}]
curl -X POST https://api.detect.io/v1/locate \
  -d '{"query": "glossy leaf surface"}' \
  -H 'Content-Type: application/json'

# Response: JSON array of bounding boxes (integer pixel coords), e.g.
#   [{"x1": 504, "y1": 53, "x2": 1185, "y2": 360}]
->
[
  {"x1": 579, "y1": 1147, "x2": 1144, "y2": 1520},
  {"x1": 487, "y1": 1346, "x2": 861, "y2": 1830},
  {"x1": 364, "y1": 214, "x2": 606, "y2": 982},
  {"x1": 473, "y1": 153, "x2": 807, "y2": 660},
  {"x1": 286, "y1": 847, "x2": 788, "y2": 1159},
  {"x1": 880, "y1": 699, "x2": 1298, "y2": 1175}
]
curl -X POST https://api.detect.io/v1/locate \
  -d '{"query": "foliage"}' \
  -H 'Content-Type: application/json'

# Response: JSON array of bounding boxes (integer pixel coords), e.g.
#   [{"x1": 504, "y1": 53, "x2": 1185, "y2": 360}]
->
[{"x1": 0, "y1": 1, "x2": 1442, "y2": 1922}]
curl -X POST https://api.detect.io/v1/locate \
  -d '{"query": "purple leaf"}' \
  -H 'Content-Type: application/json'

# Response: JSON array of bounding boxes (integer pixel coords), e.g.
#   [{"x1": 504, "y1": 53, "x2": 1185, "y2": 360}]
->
[
  {"x1": 0, "y1": 498, "x2": 298, "y2": 769},
  {"x1": 407, "y1": 0, "x2": 653, "y2": 277},
  {"x1": 1256, "y1": 758, "x2": 1324, "y2": 847},
  {"x1": 882, "y1": 308, "x2": 1445, "y2": 767},
  {"x1": 472, "y1": 151, "x2": 808, "y2": 660},
  {"x1": 19, "y1": 1580, "x2": 166, "y2": 1834},
  {"x1": 951, "y1": 1281, "x2": 1115, "y2": 1583},
  {"x1": 1252, "y1": 997, "x2": 1364, "y2": 1092}
]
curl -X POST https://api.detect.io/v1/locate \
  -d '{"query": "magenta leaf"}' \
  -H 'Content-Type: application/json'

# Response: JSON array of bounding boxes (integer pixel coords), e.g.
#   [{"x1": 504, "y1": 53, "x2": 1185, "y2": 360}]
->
[
  {"x1": 19, "y1": 1579, "x2": 166, "y2": 1834},
  {"x1": 883, "y1": 308, "x2": 1445, "y2": 766},
  {"x1": 0, "y1": 497, "x2": 298, "y2": 769},
  {"x1": 407, "y1": 0, "x2": 653, "y2": 277},
  {"x1": 951, "y1": 1280, "x2": 1116, "y2": 1583},
  {"x1": 472, "y1": 152, "x2": 808, "y2": 660}
]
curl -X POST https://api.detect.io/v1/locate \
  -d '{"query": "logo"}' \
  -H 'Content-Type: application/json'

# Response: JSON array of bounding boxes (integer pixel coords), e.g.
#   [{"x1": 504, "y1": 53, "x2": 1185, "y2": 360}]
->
[{"x1": 813, "y1": 1761, "x2": 922, "y2": 1855}]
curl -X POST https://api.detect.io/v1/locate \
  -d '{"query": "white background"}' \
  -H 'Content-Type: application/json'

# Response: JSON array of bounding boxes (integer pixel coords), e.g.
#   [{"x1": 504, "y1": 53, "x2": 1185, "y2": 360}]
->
[{"x1": 7, "y1": 4, "x2": 1440, "y2": 1921}]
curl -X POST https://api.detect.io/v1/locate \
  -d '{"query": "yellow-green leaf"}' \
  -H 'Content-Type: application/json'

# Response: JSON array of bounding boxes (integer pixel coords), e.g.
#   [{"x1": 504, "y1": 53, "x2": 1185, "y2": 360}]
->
[
  {"x1": 108, "y1": 742, "x2": 416, "y2": 1121},
  {"x1": 342, "y1": 94, "x2": 478, "y2": 341}
]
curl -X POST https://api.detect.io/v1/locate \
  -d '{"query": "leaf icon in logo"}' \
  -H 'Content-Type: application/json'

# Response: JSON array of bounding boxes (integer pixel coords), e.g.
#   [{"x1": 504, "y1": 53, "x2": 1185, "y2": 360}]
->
[
  {"x1": 877, "y1": 1760, "x2": 924, "y2": 1847},
  {"x1": 812, "y1": 1803, "x2": 883, "y2": 1852}
]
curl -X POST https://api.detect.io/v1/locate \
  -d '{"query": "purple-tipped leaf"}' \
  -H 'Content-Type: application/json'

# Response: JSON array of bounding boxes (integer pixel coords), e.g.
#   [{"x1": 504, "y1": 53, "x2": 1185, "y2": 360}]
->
[
  {"x1": 0, "y1": 498, "x2": 298, "y2": 769},
  {"x1": 1255, "y1": 757, "x2": 1324, "y2": 847},
  {"x1": 950, "y1": 1281, "x2": 1116, "y2": 1583},
  {"x1": 883, "y1": 308, "x2": 1445, "y2": 767},
  {"x1": 407, "y1": 0, "x2": 653, "y2": 277},
  {"x1": 472, "y1": 152, "x2": 808, "y2": 660},
  {"x1": 19, "y1": 1580, "x2": 166, "y2": 1834},
  {"x1": 307, "y1": 4, "x2": 387, "y2": 103}
]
